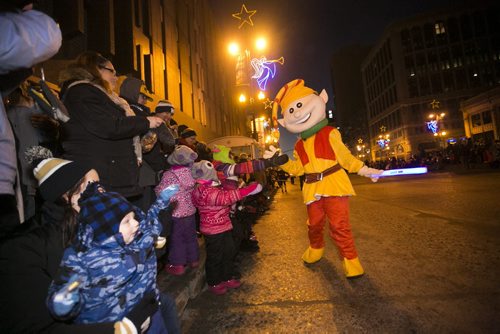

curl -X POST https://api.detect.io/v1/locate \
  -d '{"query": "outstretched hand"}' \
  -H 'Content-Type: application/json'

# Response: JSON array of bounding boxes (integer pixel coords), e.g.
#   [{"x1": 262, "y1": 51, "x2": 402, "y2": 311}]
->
[
  {"x1": 357, "y1": 166, "x2": 384, "y2": 183},
  {"x1": 263, "y1": 145, "x2": 278, "y2": 159},
  {"x1": 159, "y1": 184, "x2": 179, "y2": 202}
]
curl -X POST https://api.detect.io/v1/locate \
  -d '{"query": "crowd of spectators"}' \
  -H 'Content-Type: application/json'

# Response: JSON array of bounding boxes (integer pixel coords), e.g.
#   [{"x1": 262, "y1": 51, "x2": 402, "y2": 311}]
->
[
  {"x1": 366, "y1": 138, "x2": 500, "y2": 172},
  {"x1": 0, "y1": 3, "x2": 283, "y2": 331}
]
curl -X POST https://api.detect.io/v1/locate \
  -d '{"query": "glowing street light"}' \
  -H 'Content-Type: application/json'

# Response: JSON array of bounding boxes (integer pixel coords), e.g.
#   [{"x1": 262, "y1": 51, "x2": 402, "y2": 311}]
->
[
  {"x1": 255, "y1": 37, "x2": 267, "y2": 51},
  {"x1": 228, "y1": 42, "x2": 240, "y2": 56}
]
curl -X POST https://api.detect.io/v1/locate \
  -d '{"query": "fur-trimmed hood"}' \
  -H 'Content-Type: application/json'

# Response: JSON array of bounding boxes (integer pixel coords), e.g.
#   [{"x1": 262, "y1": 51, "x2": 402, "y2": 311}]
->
[
  {"x1": 58, "y1": 66, "x2": 96, "y2": 97},
  {"x1": 58, "y1": 66, "x2": 95, "y2": 85}
]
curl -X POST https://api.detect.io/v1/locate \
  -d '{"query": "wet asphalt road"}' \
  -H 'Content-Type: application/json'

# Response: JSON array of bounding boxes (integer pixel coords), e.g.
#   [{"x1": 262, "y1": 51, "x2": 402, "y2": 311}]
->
[{"x1": 181, "y1": 170, "x2": 500, "y2": 333}]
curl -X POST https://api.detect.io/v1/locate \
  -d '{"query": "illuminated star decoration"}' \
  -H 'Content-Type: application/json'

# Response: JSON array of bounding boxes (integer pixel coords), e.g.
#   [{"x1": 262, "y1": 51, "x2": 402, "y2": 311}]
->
[
  {"x1": 380, "y1": 125, "x2": 386, "y2": 133},
  {"x1": 232, "y1": 4, "x2": 256, "y2": 29},
  {"x1": 426, "y1": 120, "x2": 439, "y2": 134},
  {"x1": 263, "y1": 98, "x2": 273, "y2": 110},
  {"x1": 430, "y1": 99, "x2": 440, "y2": 109},
  {"x1": 357, "y1": 138, "x2": 363, "y2": 144},
  {"x1": 251, "y1": 56, "x2": 285, "y2": 91}
]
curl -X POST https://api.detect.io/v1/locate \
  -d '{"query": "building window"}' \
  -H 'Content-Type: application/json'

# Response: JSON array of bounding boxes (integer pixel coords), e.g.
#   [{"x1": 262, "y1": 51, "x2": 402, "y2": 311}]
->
[
  {"x1": 482, "y1": 111, "x2": 492, "y2": 124},
  {"x1": 401, "y1": 29, "x2": 412, "y2": 53},
  {"x1": 424, "y1": 23, "x2": 435, "y2": 48},
  {"x1": 141, "y1": 0, "x2": 150, "y2": 36},
  {"x1": 143, "y1": 54, "x2": 152, "y2": 92},
  {"x1": 134, "y1": 0, "x2": 140, "y2": 28},
  {"x1": 471, "y1": 113, "x2": 481, "y2": 127},
  {"x1": 460, "y1": 14, "x2": 473, "y2": 40},
  {"x1": 411, "y1": 26, "x2": 424, "y2": 50},
  {"x1": 435, "y1": 22, "x2": 446, "y2": 35}
]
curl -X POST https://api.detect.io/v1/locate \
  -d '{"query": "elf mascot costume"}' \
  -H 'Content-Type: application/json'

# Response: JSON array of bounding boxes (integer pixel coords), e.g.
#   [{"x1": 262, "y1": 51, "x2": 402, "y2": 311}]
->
[{"x1": 265, "y1": 79, "x2": 383, "y2": 278}]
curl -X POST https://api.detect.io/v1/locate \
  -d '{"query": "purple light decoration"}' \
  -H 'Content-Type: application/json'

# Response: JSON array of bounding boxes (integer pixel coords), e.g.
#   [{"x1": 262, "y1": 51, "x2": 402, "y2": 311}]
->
[
  {"x1": 251, "y1": 56, "x2": 284, "y2": 91},
  {"x1": 377, "y1": 138, "x2": 390, "y2": 148},
  {"x1": 426, "y1": 120, "x2": 438, "y2": 134}
]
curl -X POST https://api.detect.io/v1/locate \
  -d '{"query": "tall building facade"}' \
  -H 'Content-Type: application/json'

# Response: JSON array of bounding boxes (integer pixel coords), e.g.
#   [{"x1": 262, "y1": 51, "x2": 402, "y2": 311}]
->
[
  {"x1": 37, "y1": 0, "x2": 245, "y2": 141},
  {"x1": 361, "y1": 1, "x2": 500, "y2": 160}
]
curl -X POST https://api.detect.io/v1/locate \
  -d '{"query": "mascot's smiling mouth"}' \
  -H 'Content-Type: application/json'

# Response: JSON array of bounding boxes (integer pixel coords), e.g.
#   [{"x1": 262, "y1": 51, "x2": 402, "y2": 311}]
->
[{"x1": 295, "y1": 113, "x2": 311, "y2": 124}]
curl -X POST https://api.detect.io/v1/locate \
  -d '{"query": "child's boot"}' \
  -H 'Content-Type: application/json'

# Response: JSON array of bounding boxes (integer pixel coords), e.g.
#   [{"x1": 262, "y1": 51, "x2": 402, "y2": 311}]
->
[
  {"x1": 208, "y1": 283, "x2": 227, "y2": 295},
  {"x1": 165, "y1": 264, "x2": 185, "y2": 276}
]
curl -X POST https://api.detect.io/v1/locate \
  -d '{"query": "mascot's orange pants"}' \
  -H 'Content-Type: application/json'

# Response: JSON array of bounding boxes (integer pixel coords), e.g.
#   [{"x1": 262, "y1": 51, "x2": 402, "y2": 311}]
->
[{"x1": 306, "y1": 196, "x2": 358, "y2": 260}]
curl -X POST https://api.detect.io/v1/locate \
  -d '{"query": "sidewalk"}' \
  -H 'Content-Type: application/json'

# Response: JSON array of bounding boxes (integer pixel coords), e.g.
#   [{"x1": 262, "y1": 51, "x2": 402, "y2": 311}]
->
[{"x1": 157, "y1": 238, "x2": 207, "y2": 319}]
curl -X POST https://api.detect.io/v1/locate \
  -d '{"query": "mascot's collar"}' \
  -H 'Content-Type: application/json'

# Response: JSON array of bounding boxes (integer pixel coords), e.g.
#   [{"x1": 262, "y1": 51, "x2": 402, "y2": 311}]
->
[{"x1": 300, "y1": 119, "x2": 329, "y2": 140}]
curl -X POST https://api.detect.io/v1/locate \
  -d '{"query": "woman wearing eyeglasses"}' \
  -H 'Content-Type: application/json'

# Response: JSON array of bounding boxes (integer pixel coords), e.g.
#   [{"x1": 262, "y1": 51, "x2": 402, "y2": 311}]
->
[{"x1": 58, "y1": 51, "x2": 163, "y2": 201}]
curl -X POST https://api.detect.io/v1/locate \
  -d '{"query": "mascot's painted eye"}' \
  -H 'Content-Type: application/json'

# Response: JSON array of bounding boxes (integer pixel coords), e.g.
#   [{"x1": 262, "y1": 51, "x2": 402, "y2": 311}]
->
[
  {"x1": 288, "y1": 108, "x2": 294, "y2": 114},
  {"x1": 297, "y1": 102, "x2": 303, "y2": 108}
]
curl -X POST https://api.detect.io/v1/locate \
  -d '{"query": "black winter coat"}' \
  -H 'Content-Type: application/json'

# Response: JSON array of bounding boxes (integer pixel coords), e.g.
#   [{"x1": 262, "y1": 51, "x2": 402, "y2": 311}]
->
[
  {"x1": 0, "y1": 203, "x2": 114, "y2": 333},
  {"x1": 61, "y1": 83, "x2": 149, "y2": 197}
]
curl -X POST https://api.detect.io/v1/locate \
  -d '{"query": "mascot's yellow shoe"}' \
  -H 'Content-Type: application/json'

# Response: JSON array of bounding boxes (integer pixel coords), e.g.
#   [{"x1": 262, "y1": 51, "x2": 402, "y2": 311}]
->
[
  {"x1": 302, "y1": 246, "x2": 324, "y2": 264},
  {"x1": 342, "y1": 257, "x2": 364, "y2": 278}
]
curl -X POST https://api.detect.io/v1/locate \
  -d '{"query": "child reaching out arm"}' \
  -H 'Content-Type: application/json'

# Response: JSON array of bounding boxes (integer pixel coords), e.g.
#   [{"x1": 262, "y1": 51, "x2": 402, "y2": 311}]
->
[
  {"x1": 191, "y1": 160, "x2": 262, "y2": 295},
  {"x1": 47, "y1": 182, "x2": 178, "y2": 330}
]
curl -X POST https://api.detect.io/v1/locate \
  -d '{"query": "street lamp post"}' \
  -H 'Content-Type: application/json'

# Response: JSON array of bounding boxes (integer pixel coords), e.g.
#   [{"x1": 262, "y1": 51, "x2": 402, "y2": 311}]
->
[
  {"x1": 237, "y1": 91, "x2": 266, "y2": 141},
  {"x1": 229, "y1": 35, "x2": 268, "y2": 142},
  {"x1": 427, "y1": 112, "x2": 447, "y2": 148}
]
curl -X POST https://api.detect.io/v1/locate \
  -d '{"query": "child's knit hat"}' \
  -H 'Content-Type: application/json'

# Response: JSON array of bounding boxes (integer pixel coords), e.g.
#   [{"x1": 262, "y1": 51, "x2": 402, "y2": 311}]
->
[
  {"x1": 191, "y1": 160, "x2": 218, "y2": 182},
  {"x1": 167, "y1": 145, "x2": 198, "y2": 166},
  {"x1": 78, "y1": 182, "x2": 142, "y2": 243},
  {"x1": 180, "y1": 128, "x2": 197, "y2": 139},
  {"x1": 155, "y1": 100, "x2": 174, "y2": 114},
  {"x1": 33, "y1": 157, "x2": 91, "y2": 202}
]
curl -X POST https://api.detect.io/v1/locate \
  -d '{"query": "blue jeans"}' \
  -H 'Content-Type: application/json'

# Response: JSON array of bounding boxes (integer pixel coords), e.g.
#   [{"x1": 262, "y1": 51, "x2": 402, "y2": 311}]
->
[{"x1": 159, "y1": 293, "x2": 181, "y2": 334}]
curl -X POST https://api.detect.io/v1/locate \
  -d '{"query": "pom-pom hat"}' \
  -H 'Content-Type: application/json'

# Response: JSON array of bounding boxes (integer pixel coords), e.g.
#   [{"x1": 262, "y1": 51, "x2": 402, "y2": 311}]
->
[
  {"x1": 33, "y1": 158, "x2": 91, "y2": 202},
  {"x1": 191, "y1": 160, "x2": 218, "y2": 182},
  {"x1": 167, "y1": 145, "x2": 198, "y2": 166},
  {"x1": 155, "y1": 100, "x2": 174, "y2": 114}
]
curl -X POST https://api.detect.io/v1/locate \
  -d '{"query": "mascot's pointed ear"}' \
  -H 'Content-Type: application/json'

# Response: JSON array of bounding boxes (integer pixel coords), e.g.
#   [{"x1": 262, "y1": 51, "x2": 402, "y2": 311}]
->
[
  {"x1": 319, "y1": 89, "x2": 328, "y2": 104},
  {"x1": 277, "y1": 118, "x2": 286, "y2": 128}
]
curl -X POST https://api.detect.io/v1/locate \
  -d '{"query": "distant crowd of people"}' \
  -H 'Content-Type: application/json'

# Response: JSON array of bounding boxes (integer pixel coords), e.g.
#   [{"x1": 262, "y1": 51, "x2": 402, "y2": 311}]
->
[{"x1": 366, "y1": 138, "x2": 500, "y2": 171}]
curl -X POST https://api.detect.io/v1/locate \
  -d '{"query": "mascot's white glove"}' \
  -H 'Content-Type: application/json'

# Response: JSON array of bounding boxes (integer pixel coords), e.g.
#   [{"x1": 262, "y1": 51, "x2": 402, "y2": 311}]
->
[
  {"x1": 263, "y1": 145, "x2": 279, "y2": 159},
  {"x1": 357, "y1": 165, "x2": 384, "y2": 183}
]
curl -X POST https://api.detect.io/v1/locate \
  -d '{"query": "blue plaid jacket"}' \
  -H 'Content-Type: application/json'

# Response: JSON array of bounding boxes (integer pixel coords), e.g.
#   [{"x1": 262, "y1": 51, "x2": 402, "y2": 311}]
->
[{"x1": 48, "y1": 195, "x2": 168, "y2": 324}]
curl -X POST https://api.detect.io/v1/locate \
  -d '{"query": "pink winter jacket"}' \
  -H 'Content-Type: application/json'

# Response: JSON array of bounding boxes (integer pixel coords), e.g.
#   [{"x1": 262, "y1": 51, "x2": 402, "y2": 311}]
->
[
  {"x1": 191, "y1": 181, "x2": 242, "y2": 235},
  {"x1": 155, "y1": 166, "x2": 196, "y2": 218}
]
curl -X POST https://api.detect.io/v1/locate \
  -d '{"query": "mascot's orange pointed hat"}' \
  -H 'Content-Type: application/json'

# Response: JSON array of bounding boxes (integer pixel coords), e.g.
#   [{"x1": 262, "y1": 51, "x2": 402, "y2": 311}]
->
[{"x1": 272, "y1": 79, "x2": 316, "y2": 127}]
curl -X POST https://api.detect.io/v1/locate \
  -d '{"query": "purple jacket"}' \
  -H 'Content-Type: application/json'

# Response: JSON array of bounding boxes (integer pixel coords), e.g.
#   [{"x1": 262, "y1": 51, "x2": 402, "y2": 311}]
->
[
  {"x1": 155, "y1": 166, "x2": 196, "y2": 218},
  {"x1": 191, "y1": 181, "x2": 242, "y2": 235}
]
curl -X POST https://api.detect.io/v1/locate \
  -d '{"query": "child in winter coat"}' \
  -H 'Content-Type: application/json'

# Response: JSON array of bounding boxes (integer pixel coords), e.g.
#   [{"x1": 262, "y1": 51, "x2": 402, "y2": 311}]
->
[
  {"x1": 155, "y1": 145, "x2": 199, "y2": 275},
  {"x1": 191, "y1": 160, "x2": 262, "y2": 295},
  {"x1": 47, "y1": 181, "x2": 179, "y2": 332}
]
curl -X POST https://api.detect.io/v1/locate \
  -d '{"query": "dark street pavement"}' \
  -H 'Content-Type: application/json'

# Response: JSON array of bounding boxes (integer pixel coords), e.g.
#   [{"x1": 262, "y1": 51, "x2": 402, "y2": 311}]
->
[{"x1": 181, "y1": 170, "x2": 500, "y2": 333}]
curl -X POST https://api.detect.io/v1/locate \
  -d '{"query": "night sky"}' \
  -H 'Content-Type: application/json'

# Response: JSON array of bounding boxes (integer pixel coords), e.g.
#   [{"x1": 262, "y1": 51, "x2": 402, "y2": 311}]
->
[{"x1": 209, "y1": 0, "x2": 463, "y2": 106}]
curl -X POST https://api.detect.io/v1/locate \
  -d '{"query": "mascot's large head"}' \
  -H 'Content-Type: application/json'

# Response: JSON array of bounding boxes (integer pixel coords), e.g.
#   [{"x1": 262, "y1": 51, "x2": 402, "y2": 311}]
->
[{"x1": 272, "y1": 79, "x2": 328, "y2": 134}]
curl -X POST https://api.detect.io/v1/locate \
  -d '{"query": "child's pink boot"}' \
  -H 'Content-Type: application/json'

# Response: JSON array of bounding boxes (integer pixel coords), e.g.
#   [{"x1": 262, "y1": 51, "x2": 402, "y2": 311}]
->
[
  {"x1": 165, "y1": 264, "x2": 185, "y2": 276},
  {"x1": 222, "y1": 279, "x2": 241, "y2": 289},
  {"x1": 208, "y1": 283, "x2": 227, "y2": 295}
]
